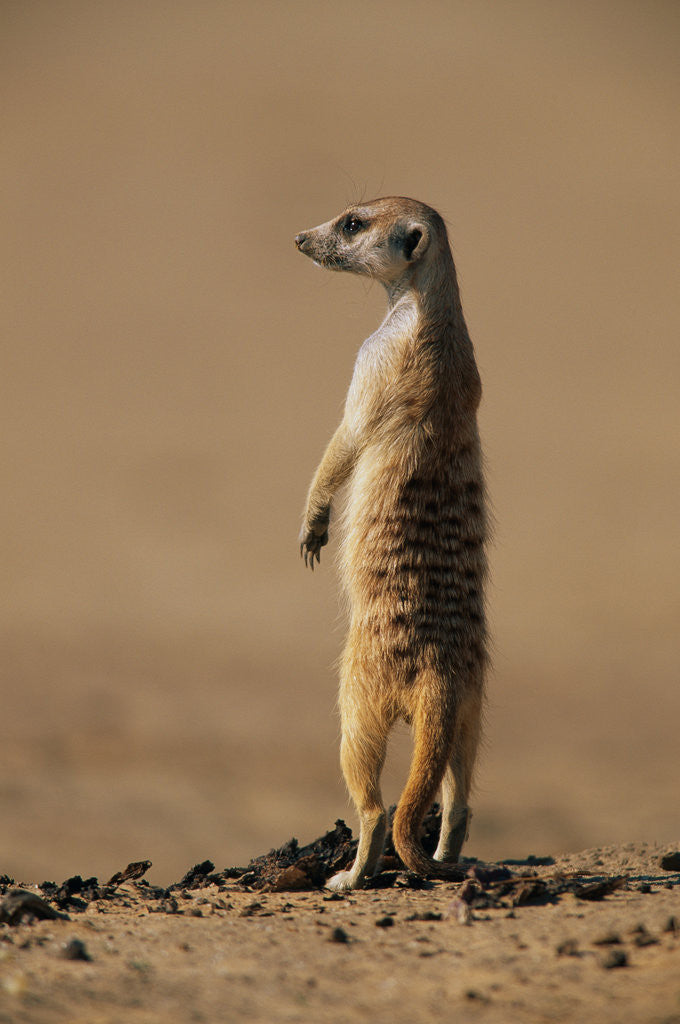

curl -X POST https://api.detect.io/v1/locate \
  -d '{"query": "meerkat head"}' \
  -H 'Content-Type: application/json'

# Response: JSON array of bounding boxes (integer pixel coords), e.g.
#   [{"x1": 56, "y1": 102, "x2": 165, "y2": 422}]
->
[{"x1": 295, "y1": 197, "x2": 447, "y2": 288}]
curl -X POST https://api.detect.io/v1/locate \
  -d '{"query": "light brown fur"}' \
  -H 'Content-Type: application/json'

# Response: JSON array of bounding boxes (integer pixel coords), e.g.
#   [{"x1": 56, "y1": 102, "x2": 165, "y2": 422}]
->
[{"x1": 295, "y1": 197, "x2": 488, "y2": 890}]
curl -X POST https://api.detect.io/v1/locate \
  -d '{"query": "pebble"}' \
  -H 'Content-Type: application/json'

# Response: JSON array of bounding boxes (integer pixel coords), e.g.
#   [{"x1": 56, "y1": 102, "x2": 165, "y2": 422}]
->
[
  {"x1": 592, "y1": 931, "x2": 621, "y2": 946},
  {"x1": 601, "y1": 949, "x2": 628, "y2": 969},
  {"x1": 631, "y1": 925, "x2": 658, "y2": 947},
  {"x1": 61, "y1": 938, "x2": 92, "y2": 962},
  {"x1": 465, "y1": 989, "x2": 490, "y2": 1002}
]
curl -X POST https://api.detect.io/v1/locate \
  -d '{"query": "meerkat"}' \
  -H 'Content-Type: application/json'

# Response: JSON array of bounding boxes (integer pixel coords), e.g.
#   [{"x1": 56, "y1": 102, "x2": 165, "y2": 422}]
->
[{"x1": 295, "y1": 197, "x2": 488, "y2": 890}]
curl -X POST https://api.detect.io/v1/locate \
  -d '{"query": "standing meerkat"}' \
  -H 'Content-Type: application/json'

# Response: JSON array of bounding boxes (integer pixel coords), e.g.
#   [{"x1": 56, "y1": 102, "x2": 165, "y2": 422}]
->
[{"x1": 295, "y1": 197, "x2": 488, "y2": 890}]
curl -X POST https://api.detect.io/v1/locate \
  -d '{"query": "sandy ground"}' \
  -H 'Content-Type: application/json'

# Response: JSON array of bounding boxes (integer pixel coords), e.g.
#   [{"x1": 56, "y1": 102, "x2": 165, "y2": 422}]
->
[{"x1": 2, "y1": 842, "x2": 680, "y2": 1024}]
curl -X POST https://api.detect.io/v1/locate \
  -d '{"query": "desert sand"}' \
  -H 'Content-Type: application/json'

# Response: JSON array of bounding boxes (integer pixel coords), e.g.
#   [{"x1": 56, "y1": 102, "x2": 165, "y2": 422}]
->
[
  {"x1": 2, "y1": 837, "x2": 680, "y2": 1023},
  {"x1": 1, "y1": 2, "x2": 679, "y2": 1020}
]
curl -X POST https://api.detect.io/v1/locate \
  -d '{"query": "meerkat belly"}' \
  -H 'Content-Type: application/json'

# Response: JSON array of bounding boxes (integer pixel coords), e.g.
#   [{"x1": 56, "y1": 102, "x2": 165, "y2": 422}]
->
[{"x1": 341, "y1": 440, "x2": 487, "y2": 678}]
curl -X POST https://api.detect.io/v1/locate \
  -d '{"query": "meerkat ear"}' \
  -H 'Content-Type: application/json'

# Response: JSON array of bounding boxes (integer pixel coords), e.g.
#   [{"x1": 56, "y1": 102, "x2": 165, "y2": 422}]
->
[{"x1": 403, "y1": 222, "x2": 429, "y2": 262}]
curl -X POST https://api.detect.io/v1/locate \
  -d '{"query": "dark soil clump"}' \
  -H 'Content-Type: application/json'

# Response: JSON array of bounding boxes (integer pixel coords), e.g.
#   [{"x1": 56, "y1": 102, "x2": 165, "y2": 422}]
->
[{"x1": 235, "y1": 819, "x2": 356, "y2": 890}]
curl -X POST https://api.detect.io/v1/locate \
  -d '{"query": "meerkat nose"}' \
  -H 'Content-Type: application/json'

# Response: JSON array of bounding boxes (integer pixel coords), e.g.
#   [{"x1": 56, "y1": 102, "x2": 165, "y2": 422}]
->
[{"x1": 295, "y1": 232, "x2": 308, "y2": 250}]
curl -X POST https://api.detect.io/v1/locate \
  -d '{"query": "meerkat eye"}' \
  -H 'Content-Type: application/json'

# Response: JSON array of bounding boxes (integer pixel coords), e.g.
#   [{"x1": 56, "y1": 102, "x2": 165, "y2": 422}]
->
[{"x1": 343, "y1": 216, "x2": 364, "y2": 236}]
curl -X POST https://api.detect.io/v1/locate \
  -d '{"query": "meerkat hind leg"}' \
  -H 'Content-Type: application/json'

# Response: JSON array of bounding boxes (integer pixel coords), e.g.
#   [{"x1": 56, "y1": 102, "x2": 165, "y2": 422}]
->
[
  {"x1": 327, "y1": 717, "x2": 388, "y2": 891},
  {"x1": 433, "y1": 703, "x2": 480, "y2": 862},
  {"x1": 433, "y1": 762, "x2": 471, "y2": 863}
]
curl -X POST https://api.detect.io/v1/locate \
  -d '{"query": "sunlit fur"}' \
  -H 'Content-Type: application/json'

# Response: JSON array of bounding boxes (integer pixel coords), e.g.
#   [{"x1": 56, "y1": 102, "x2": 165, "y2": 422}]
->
[{"x1": 296, "y1": 197, "x2": 488, "y2": 890}]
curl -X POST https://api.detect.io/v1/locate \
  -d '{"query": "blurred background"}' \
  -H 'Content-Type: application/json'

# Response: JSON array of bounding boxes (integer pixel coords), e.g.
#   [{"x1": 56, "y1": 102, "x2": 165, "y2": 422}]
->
[{"x1": 1, "y1": 0, "x2": 678, "y2": 885}]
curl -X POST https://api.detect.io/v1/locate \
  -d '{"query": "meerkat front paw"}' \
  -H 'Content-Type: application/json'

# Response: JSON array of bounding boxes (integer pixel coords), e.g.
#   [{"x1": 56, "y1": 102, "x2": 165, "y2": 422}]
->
[
  {"x1": 326, "y1": 868, "x2": 365, "y2": 891},
  {"x1": 299, "y1": 518, "x2": 329, "y2": 570}
]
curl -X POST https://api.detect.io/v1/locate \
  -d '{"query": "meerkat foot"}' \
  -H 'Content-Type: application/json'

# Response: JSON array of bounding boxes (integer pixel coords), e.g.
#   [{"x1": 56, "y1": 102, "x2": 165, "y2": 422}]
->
[
  {"x1": 433, "y1": 806, "x2": 471, "y2": 863},
  {"x1": 326, "y1": 868, "x2": 366, "y2": 892}
]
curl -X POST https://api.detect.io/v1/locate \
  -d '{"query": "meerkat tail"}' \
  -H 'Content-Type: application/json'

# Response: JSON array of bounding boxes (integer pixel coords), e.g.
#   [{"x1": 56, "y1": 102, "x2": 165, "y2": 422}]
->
[{"x1": 391, "y1": 692, "x2": 468, "y2": 881}]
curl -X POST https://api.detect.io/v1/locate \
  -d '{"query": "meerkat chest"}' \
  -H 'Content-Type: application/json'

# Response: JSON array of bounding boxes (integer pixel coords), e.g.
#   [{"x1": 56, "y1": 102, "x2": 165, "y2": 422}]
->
[{"x1": 345, "y1": 302, "x2": 420, "y2": 427}]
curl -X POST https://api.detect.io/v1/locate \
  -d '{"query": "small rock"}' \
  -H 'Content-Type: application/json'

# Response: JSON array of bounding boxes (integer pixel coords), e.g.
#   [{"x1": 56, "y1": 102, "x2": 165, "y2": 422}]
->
[
  {"x1": 106, "y1": 860, "x2": 152, "y2": 888},
  {"x1": 592, "y1": 931, "x2": 622, "y2": 946},
  {"x1": 467, "y1": 865, "x2": 512, "y2": 883},
  {"x1": 394, "y1": 872, "x2": 433, "y2": 890},
  {"x1": 458, "y1": 879, "x2": 481, "y2": 904},
  {"x1": 637, "y1": 882, "x2": 651, "y2": 894},
  {"x1": 574, "y1": 876, "x2": 627, "y2": 901},
  {"x1": 170, "y1": 860, "x2": 215, "y2": 890},
  {"x1": 0, "y1": 890, "x2": 68, "y2": 926},
  {"x1": 267, "y1": 865, "x2": 313, "y2": 892},
  {"x1": 239, "y1": 901, "x2": 263, "y2": 918},
  {"x1": 211, "y1": 898, "x2": 232, "y2": 911},
  {"x1": 465, "y1": 989, "x2": 489, "y2": 1002},
  {"x1": 633, "y1": 932, "x2": 658, "y2": 947},
  {"x1": 630, "y1": 925, "x2": 658, "y2": 947},
  {"x1": 375, "y1": 915, "x2": 394, "y2": 928},
  {"x1": 660, "y1": 852, "x2": 680, "y2": 872},
  {"x1": 329, "y1": 927, "x2": 349, "y2": 943},
  {"x1": 556, "y1": 939, "x2": 579, "y2": 957},
  {"x1": 367, "y1": 872, "x2": 397, "y2": 889},
  {"x1": 61, "y1": 938, "x2": 92, "y2": 962},
  {"x1": 663, "y1": 916, "x2": 679, "y2": 933},
  {"x1": 602, "y1": 949, "x2": 628, "y2": 969}
]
